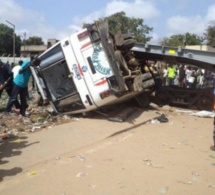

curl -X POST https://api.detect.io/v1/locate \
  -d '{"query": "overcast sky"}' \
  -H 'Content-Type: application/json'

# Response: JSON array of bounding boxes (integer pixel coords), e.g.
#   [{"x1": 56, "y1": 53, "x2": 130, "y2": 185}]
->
[{"x1": 0, "y1": 0, "x2": 215, "y2": 44}]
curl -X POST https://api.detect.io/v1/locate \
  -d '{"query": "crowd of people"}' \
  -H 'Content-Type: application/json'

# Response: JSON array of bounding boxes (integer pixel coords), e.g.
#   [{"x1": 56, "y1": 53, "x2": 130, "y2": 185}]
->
[
  {"x1": 150, "y1": 63, "x2": 214, "y2": 89},
  {"x1": 0, "y1": 58, "x2": 41, "y2": 117}
]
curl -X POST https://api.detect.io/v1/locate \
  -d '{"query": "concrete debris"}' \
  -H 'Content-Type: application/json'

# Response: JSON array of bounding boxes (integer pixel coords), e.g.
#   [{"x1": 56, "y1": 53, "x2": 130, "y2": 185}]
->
[{"x1": 0, "y1": 91, "x2": 79, "y2": 140}]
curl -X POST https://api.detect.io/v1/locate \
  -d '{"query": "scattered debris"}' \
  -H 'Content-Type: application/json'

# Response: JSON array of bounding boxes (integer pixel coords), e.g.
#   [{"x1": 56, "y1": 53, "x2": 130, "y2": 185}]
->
[
  {"x1": 89, "y1": 184, "x2": 96, "y2": 189},
  {"x1": 161, "y1": 105, "x2": 171, "y2": 110},
  {"x1": 162, "y1": 143, "x2": 175, "y2": 151},
  {"x1": 149, "y1": 102, "x2": 159, "y2": 109},
  {"x1": 76, "y1": 172, "x2": 88, "y2": 178},
  {"x1": 55, "y1": 157, "x2": 61, "y2": 160},
  {"x1": 143, "y1": 159, "x2": 164, "y2": 168},
  {"x1": 207, "y1": 184, "x2": 215, "y2": 188},
  {"x1": 209, "y1": 155, "x2": 215, "y2": 159},
  {"x1": 0, "y1": 90, "x2": 80, "y2": 139},
  {"x1": 156, "y1": 114, "x2": 168, "y2": 123},
  {"x1": 177, "y1": 180, "x2": 192, "y2": 185},
  {"x1": 151, "y1": 113, "x2": 169, "y2": 124},
  {"x1": 27, "y1": 170, "x2": 38, "y2": 176},
  {"x1": 159, "y1": 186, "x2": 169, "y2": 194},
  {"x1": 175, "y1": 109, "x2": 194, "y2": 114},
  {"x1": 190, "y1": 111, "x2": 215, "y2": 118},
  {"x1": 151, "y1": 119, "x2": 160, "y2": 124},
  {"x1": 76, "y1": 155, "x2": 85, "y2": 161}
]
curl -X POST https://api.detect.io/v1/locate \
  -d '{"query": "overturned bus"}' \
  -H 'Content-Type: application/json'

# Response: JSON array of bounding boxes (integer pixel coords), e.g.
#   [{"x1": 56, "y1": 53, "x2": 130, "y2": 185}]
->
[{"x1": 31, "y1": 22, "x2": 156, "y2": 115}]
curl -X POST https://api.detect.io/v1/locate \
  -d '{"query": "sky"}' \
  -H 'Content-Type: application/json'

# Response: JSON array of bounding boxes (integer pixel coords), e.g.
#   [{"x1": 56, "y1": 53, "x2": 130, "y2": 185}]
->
[{"x1": 0, "y1": 0, "x2": 215, "y2": 44}]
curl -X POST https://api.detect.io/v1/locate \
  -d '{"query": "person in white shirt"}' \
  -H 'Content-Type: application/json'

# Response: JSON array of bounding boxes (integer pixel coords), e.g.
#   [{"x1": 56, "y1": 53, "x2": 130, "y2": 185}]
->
[
  {"x1": 185, "y1": 66, "x2": 194, "y2": 88},
  {"x1": 199, "y1": 73, "x2": 204, "y2": 88},
  {"x1": 12, "y1": 60, "x2": 22, "y2": 78}
]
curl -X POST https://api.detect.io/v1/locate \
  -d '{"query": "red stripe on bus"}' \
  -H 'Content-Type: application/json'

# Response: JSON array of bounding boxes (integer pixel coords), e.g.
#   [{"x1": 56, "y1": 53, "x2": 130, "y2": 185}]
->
[
  {"x1": 81, "y1": 42, "x2": 92, "y2": 49},
  {"x1": 77, "y1": 31, "x2": 88, "y2": 39},
  {"x1": 78, "y1": 64, "x2": 83, "y2": 76},
  {"x1": 95, "y1": 80, "x2": 107, "y2": 86}
]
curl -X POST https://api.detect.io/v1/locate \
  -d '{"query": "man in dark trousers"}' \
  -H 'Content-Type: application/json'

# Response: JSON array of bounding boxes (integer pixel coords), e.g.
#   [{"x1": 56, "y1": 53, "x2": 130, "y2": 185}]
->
[
  {"x1": 178, "y1": 64, "x2": 186, "y2": 87},
  {"x1": 4, "y1": 58, "x2": 41, "y2": 116},
  {"x1": 0, "y1": 60, "x2": 20, "y2": 110}
]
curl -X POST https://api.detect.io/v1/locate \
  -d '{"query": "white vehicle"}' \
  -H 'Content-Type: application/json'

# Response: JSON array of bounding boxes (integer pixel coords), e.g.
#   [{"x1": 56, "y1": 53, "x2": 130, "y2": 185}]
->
[{"x1": 31, "y1": 22, "x2": 156, "y2": 115}]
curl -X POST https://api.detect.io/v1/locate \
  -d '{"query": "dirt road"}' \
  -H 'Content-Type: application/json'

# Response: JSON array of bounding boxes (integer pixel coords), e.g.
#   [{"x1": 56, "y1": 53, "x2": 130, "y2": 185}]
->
[{"x1": 0, "y1": 106, "x2": 215, "y2": 195}]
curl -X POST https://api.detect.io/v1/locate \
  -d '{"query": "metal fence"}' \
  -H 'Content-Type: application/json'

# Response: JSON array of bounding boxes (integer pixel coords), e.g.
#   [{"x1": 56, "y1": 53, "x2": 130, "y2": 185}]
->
[{"x1": 0, "y1": 56, "x2": 30, "y2": 66}]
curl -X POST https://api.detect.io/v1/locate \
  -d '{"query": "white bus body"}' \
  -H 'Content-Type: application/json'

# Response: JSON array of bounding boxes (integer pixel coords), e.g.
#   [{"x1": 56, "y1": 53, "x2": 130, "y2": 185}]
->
[{"x1": 31, "y1": 22, "x2": 155, "y2": 114}]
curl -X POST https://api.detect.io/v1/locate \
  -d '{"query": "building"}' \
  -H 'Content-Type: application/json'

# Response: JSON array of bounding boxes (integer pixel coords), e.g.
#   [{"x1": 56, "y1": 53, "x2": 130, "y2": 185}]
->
[
  {"x1": 185, "y1": 45, "x2": 215, "y2": 52},
  {"x1": 20, "y1": 38, "x2": 59, "y2": 57}
]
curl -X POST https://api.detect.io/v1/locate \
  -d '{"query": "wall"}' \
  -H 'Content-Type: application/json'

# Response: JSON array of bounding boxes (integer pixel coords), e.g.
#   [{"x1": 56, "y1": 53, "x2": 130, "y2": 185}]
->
[{"x1": 185, "y1": 45, "x2": 215, "y2": 52}]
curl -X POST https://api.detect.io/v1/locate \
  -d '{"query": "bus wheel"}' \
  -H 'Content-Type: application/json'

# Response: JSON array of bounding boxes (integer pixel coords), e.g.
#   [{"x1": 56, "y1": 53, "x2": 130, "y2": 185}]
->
[{"x1": 120, "y1": 39, "x2": 135, "y2": 51}]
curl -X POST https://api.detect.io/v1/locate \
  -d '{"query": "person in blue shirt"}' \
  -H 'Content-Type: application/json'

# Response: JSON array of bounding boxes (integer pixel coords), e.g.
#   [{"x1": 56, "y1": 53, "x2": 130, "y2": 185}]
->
[
  {"x1": 5, "y1": 58, "x2": 41, "y2": 116},
  {"x1": 0, "y1": 60, "x2": 20, "y2": 110}
]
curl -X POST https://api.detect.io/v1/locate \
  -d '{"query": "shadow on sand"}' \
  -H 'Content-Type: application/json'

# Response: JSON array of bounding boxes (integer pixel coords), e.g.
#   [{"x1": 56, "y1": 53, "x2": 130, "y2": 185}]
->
[{"x1": 0, "y1": 136, "x2": 39, "y2": 182}]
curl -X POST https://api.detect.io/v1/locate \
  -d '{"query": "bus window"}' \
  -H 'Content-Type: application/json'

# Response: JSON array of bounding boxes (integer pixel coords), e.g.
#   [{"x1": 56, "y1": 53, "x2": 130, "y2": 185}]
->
[
  {"x1": 41, "y1": 60, "x2": 77, "y2": 100},
  {"x1": 40, "y1": 43, "x2": 65, "y2": 69}
]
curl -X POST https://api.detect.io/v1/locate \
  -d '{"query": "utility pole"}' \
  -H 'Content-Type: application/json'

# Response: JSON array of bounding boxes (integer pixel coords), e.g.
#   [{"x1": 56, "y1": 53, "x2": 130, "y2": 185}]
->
[
  {"x1": 23, "y1": 32, "x2": 26, "y2": 57},
  {"x1": 6, "y1": 20, "x2": 15, "y2": 65}
]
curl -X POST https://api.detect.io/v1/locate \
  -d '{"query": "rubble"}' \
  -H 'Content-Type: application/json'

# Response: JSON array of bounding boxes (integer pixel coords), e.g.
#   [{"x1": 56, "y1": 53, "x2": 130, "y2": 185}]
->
[{"x1": 0, "y1": 90, "x2": 77, "y2": 140}]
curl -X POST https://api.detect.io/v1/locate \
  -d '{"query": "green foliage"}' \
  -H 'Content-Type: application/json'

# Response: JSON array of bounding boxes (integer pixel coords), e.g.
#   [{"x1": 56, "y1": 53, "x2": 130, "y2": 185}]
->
[
  {"x1": 204, "y1": 20, "x2": 215, "y2": 46},
  {"x1": 84, "y1": 12, "x2": 153, "y2": 43},
  {"x1": 159, "y1": 33, "x2": 203, "y2": 47},
  {"x1": 24, "y1": 36, "x2": 44, "y2": 45},
  {"x1": 159, "y1": 35, "x2": 184, "y2": 47},
  {"x1": 185, "y1": 33, "x2": 204, "y2": 45},
  {"x1": 0, "y1": 23, "x2": 21, "y2": 55}
]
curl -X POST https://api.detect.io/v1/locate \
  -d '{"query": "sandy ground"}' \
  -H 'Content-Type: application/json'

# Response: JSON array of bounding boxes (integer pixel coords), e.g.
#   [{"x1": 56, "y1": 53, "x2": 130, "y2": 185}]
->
[{"x1": 0, "y1": 105, "x2": 215, "y2": 195}]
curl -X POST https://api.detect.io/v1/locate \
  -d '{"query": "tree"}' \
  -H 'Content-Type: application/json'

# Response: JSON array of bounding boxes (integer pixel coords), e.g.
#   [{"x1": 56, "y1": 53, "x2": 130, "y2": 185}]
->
[
  {"x1": 184, "y1": 33, "x2": 204, "y2": 45},
  {"x1": 24, "y1": 36, "x2": 44, "y2": 45},
  {"x1": 0, "y1": 23, "x2": 21, "y2": 56},
  {"x1": 159, "y1": 33, "x2": 203, "y2": 47},
  {"x1": 159, "y1": 35, "x2": 184, "y2": 47},
  {"x1": 84, "y1": 12, "x2": 153, "y2": 43},
  {"x1": 204, "y1": 20, "x2": 215, "y2": 46}
]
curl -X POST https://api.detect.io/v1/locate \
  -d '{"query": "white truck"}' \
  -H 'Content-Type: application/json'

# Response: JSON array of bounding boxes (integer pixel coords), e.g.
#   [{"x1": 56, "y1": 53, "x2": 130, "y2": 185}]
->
[{"x1": 31, "y1": 22, "x2": 156, "y2": 115}]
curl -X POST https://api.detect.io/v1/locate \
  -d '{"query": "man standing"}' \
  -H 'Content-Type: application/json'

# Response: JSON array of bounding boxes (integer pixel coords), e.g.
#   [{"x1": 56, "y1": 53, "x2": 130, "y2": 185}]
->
[
  {"x1": 178, "y1": 65, "x2": 186, "y2": 87},
  {"x1": 162, "y1": 65, "x2": 168, "y2": 86},
  {"x1": 5, "y1": 58, "x2": 41, "y2": 116},
  {"x1": 0, "y1": 60, "x2": 20, "y2": 110},
  {"x1": 167, "y1": 64, "x2": 176, "y2": 86}
]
